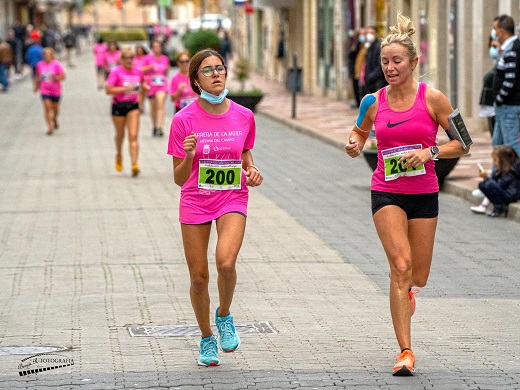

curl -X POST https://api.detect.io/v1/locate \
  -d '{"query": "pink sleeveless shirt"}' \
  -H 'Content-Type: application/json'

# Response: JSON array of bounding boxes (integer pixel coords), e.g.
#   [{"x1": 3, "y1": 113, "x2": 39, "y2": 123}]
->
[{"x1": 371, "y1": 82, "x2": 439, "y2": 194}]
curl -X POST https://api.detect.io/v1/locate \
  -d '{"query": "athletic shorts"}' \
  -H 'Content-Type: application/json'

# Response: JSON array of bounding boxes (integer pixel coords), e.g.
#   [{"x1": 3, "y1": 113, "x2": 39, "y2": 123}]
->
[
  {"x1": 111, "y1": 102, "x2": 139, "y2": 117},
  {"x1": 41, "y1": 95, "x2": 60, "y2": 103},
  {"x1": 182, "y1": 211, "x2": 247, "y2": 225},
  {"x1": 371, "y1": 190, "x2": 439, "y2": 219}
]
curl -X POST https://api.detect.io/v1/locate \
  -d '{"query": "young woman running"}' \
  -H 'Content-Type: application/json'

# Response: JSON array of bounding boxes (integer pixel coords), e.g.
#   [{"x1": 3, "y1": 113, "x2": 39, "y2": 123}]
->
[
  {"x1": 169, "y1": 50, "x2": 198, "y2": 114},
  {"x1": 106, "y1": 46, "x2": 148, "y2": 177},
  {"x1": 142, "y1": 39, "x2": 169, "y2": 136},
  {"x1": 345, "y1": 14, "x2": 469, "y2": 376},
  {"x1": 167, "y1": 49, "x2": 263, "y2": 366},
  {"x1": 34, "y1": 47, "x2": 66, "y2": 135}
]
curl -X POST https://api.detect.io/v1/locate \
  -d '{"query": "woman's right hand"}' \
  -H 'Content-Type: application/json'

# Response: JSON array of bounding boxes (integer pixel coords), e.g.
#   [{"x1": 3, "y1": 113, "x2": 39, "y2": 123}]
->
[
  {"x1": 184, "y1": 132, "x2": 197, "y2": 158},
  {"x1": 345, "y1": 138, "x2": 361, "y2": 158}
]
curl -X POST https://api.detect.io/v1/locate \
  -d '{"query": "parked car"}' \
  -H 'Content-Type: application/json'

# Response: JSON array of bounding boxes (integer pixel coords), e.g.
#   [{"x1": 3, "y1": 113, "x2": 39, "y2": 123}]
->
[{"x1": 188, "y1": 14, "x2": 232, "y2": 31}]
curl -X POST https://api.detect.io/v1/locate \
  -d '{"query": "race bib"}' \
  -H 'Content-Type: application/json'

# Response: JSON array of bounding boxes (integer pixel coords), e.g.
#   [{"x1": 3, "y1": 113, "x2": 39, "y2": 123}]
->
[
  {"x1": 180, "y1": 96, "x2": 196, "y2": 108},
  {"x1": 381, "y1": 144, "x2": 425, "y2": 181},
  {"x1": 198, "y1": 160, "x2": 242, "y2": 190},
  {"x1": 151, "y1": 75, "x2": 165, "y2": 86},
  {"x1": 41, "y1": 73, "x2": 52, "y2": 82}
]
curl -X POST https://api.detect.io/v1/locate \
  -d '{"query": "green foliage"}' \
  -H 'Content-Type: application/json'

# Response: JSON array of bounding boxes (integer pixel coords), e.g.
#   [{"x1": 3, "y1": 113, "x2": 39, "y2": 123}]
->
[
  {"x1": 184, "y1": 30, "x2": 221, "y2": 56},
  {"x1": 227, "y1": 88, "x2": 263, "y2": 96},
  {"x1": 233, "y1": 57, "x2": 251, "y2": 92},
  {"x1": 99, "y1": 28, "x2": 147, "y2": 42}
]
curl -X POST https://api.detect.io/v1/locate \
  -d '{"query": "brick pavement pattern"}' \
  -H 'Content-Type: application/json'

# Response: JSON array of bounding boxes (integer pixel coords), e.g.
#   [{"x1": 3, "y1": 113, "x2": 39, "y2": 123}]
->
[{"x1": 0, "y1": 50, "x2": 518, "y2": 389}]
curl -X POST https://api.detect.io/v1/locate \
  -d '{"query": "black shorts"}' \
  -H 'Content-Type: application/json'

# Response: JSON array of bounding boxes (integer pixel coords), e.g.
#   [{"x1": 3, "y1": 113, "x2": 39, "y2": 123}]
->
[
  {"x1": 112, "y1": 102, "x2": 139, "y2": 117},
  {"x1": 371, "y1": 190, "x2": 439, "y2": 219},
  {"x1": 41, "y1": 94, "x2": 60, "y2": 103}
]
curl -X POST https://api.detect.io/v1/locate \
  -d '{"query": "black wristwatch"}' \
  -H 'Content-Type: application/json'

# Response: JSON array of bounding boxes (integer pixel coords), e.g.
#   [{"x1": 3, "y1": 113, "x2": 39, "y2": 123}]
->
[{"x1": 429, "y1": 146, "x2": 440, "y2": 160}]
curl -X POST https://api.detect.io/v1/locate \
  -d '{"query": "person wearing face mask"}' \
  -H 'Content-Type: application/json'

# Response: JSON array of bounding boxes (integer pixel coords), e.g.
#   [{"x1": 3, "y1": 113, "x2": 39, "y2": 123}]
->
[
  {"x1": 167, "y1": 49, "x2": 263, "y2": 367},
  {"x1": 348, "y1": 29, "x2": 362, "y2": 107},
  {"x1": 472, "y1": 36, "x2": 501, "y2": 214},
  {"x1": 354, "y1": 27, "x2": 369, "y2": 99},
  {"x1": 364, "y1": 26, "x2": 388, "y2": 94},
  {"x1": 491, "y1": 15, "x2": 520, "y2": 160}
]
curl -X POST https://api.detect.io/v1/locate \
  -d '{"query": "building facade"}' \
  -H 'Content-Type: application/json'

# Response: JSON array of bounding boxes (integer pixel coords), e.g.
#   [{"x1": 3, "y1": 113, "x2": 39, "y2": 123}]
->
[{"x1": 234, "y1": 0, "x2": 520, "y2": 122}]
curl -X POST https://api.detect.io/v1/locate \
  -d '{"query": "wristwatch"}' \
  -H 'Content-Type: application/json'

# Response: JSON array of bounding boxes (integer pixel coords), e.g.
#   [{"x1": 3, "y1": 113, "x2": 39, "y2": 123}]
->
[{"x1": 429, "y1": 146, "x2": 440, "y2": 160}]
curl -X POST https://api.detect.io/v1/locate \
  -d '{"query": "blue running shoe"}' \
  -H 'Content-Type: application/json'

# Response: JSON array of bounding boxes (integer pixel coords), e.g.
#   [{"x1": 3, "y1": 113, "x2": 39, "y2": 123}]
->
[
  {"x1": 215, "y1": 307, "x2": 241, "y2": 352},
  {"x1": 197, "y1": 335, "x2": 220, "y2": 366}
]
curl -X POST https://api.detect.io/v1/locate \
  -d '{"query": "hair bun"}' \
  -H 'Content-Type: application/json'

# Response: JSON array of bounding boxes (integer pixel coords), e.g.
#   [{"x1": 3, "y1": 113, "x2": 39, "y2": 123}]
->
[{"x1": 389, "y1": 12, "x2": 416, "y2": 37}]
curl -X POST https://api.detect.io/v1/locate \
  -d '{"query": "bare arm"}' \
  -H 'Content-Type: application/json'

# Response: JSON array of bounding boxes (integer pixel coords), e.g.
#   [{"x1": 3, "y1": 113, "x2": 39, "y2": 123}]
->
[
  {"x1": 241, "y1": 149, "x2": 263, "y2": 187},
  {"x1": 345, "y1": 93, "x2": 378, "y2": 158},
  {"x1": 426, "y1": 87, "x2": 470, "y2": 159}
]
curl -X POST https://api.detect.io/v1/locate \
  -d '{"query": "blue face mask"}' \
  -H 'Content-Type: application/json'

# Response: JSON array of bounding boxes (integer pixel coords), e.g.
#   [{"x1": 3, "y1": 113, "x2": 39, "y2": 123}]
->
[
  {"x1": 489, "y1": 46, "x2": 499, "y2": 59},
  {"x1": 199, "y1": 88, "x2": 229, "y2": 105},
  {"x1": 491, "y1": 28, "x2": 498, "y2": 41},
  {"x1": 358, "y1": 35, "x2": 366, "y2": 43}
]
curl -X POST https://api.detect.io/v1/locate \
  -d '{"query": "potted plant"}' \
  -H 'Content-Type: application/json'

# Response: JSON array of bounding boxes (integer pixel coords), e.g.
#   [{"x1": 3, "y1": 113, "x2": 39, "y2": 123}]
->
[{"x1": 227, "y1": 57, "x2": 264, "y2": 112}]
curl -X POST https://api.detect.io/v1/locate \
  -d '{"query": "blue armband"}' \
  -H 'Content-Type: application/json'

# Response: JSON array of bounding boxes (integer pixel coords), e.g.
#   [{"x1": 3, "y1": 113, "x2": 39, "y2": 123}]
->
[{"x1": 355, "y1": 95, "x2": 376, "y2": 128}]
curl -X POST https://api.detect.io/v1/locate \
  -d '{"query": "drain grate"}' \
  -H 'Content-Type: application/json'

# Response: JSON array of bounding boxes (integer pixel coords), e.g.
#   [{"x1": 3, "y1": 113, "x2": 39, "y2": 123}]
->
[
  {"x1": 127, "y1": 321, "x2": 277, "y2": 337},
  {"x1": 0, "y1": 346, "x2": 69, "y2": 356}
]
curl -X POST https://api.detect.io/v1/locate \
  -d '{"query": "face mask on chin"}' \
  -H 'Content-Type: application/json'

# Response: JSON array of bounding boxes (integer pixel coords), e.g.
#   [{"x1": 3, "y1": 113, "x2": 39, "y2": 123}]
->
[
  {"x1": 489, "y1": 46, "x2": 499, "y2": 59},
  {"x1": 198, "y1": 86, "x2": 229, "y2": 105}
]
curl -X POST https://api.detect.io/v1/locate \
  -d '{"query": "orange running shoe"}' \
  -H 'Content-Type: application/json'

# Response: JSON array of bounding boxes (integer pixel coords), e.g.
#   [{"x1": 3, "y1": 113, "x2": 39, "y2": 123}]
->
[
  {"x1": 115, "y1": 155, "x2": 123, "y2": 172},
  {"x1": 409, "y1": 288, "x2": 419, "y2": 316},
  {"x1": 392, "y1": 349, "x2": 415, "y2": 376},
  {"x1": 131, "y1": 164, "x2": 140, "y2": 177}
]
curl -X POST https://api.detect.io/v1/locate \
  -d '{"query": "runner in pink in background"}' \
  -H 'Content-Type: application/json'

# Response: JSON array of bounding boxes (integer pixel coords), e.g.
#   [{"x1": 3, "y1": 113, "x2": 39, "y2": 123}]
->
[
  {"x1": 34, "y1": 47, "x2": 65, "y2": 135},
  {"x1": 133, "y1": 44, "x2": 148, "y2": 113},
  {"x1": 103, "y1": 41, "x2": 121, "y2": 79},
  {"x1": 142, "y1": 39, "x2": 169, "y2": 137},
  {"x1": 93, "y1": 37, "x2": 107, "y2": 89},
  {"x1": 168, "y1": 49, "x2": 262, "y2": 367},
  {"x1": 106, "y1": 46, "x2": 149, "y2": 177},
  {"x1": 169, "y1": 49, "x2": 197, "y2": 114}
]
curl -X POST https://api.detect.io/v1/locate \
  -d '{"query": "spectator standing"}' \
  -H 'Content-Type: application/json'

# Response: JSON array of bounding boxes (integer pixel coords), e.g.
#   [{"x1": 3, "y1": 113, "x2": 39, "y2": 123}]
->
[
  {"x1": 354, "y1": 27, "x2": 368, "y2": 99},
  {"x1": 11, "y1": 21, "x2": 25, "y2": 77},
  {"x1": 24, "y1": 35, "x2": 43, "y2": 80},
  {"x1": 63, "y1": 28, "x2": 77, "y2": 68},
  {"x1": 347, "y1": 30, "x2": 361, "y2": 107},
  {"x1": 491, "y1": 14, "x2": 520, "y2": 158},
  {"x1": 0, "y1": 38, "x2": 14, "y2": 92},
  {"x1": 7, "y1": 29, "x2": 20, "y2": 79},
  {"x1": 220, "y1": 31, "x2": 232, "y2": 65},
  {"x1": 364, "y1": 26, "x2": 388, "y2": 94}
]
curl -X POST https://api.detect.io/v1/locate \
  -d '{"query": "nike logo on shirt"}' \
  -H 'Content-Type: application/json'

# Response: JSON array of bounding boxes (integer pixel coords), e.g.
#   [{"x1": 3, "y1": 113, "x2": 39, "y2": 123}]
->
[{"x1": 387, "y1": 119, "x2": 411, "y2": 128}]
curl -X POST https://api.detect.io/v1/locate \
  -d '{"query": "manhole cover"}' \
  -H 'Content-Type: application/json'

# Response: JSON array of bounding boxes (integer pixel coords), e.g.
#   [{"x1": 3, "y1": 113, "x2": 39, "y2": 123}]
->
[
  {"x1": 128, "y1": 321, "x2": 277, "y2": 337},
  {"x1": 0, "y1": 346, "x2": 69, "y2": 356}
]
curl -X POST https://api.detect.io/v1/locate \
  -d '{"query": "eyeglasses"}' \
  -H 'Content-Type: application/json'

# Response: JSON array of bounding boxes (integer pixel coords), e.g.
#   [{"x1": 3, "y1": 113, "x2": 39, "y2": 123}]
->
[
  {"x1": 178, "y1": 59, "x2": 190, "y2": 64},
  {"x1": 198, "y1": 65, "x2": 227, "y2": 77},
  {"x1": 121, "y1": 56, "x2": 134, "y2": 60}
]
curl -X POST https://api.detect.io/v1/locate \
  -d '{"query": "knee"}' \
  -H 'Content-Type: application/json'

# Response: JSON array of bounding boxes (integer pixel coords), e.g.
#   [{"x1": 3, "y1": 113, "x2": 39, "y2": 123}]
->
[
  {"x1": 190, "y1": 273, "x2": 209, "y2": 292},
  {"x1": 413, "y1": 275, "x2": 428, "y2": 288},
  {"x1": 390, "y1": 259, "x2": 412, "y2": 286},
  {"x1": 216, "y1": 261, "x2": 236, "y2": 277}
]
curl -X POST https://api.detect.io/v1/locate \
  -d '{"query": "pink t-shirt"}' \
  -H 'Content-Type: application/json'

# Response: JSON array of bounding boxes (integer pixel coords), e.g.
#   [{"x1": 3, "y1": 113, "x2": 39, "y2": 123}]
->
[
  {"x1": 93, "y1": 43, "x2": 107, "y2": 67},
  {"x1": 169, "y1": 72, "x2": 198, "y2": 109},
  {"x1": 106, "y1": 65, "x2": 143, "y2": 104},
  {"x1": 104, "y1": 50, "x2": 121, "y2": 72},
  {"x1": 142, "y1": 54, "x2": 169, "y2": 96},
  {"x1": 132, "y1": 55, "x2": 146, "y2": 71},
  {"x1": 167, "y1": 100, "x2": 256, "y2": 224},
  {"x1": 36, "y1": 60, "x2": 65, "y2": 96},
  {"x1": 371, "y1": 82, "x2": 439, "y2": 194}
]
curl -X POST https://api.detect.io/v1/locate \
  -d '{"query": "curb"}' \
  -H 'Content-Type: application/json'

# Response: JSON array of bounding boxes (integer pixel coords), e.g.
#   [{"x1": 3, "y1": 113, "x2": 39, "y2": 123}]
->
[{"x1": 257, "y1": 109, "x2": 520, "y2": 223}]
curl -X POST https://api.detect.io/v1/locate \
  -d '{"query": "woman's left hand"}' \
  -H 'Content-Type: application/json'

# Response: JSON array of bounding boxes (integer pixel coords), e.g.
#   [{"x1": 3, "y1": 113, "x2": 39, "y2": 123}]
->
[
  {"x1": 400, "y1": 148, "x2": 432, "y2": 169},
  {"x1": 245, "y1": 166, "x2": 263, "y2": 187}
]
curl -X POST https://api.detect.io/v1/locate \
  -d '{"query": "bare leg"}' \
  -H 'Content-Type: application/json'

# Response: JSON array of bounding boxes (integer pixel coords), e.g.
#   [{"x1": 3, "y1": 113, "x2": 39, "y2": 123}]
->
[
  {"x1": 111, "y1": 115, "x2": 126, "y2": 157},
  {"x1": 126, "y1": 109, "x2": 140, "y2": 165},
  {"x1": 373, "y1": 206, "x2": 437, "y2": 351},
  {"x1": 154, "y1": 91, "x2": 166, "y2": 132},
  {"x1": 181, "y1": 223, "x2": 213, "y2": 337},
  {"x1": 43, "y1": 99, "x2": 54, "y2": 132},
  {"x1": 149, "y1": 95, "x2": 157, "y2": 129},
  {"x1": 214, "y1": 213, "x2": 246, "y2": 317}
]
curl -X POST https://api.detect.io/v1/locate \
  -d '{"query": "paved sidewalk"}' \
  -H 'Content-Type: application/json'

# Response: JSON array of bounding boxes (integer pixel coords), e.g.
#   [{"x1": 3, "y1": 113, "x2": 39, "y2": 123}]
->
[
  {"x1": 0, "y1": 50, "x2": 519, "y2": 390},
  {"x1": 228, "y1": 70, "x2": 520, "y2": 222}
]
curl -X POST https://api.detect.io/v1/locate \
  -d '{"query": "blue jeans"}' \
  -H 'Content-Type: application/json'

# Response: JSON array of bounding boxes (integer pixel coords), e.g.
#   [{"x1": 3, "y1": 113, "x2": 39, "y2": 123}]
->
[
  {"x1": 0, "y1": 64, "x2": 8, "y2": 90},
  {"x1": 479, "y1": 179, "x2": 517, "y2": 208},
  {"x1": 493, "y1": 105, "x2": 520, "y2": 157}
]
